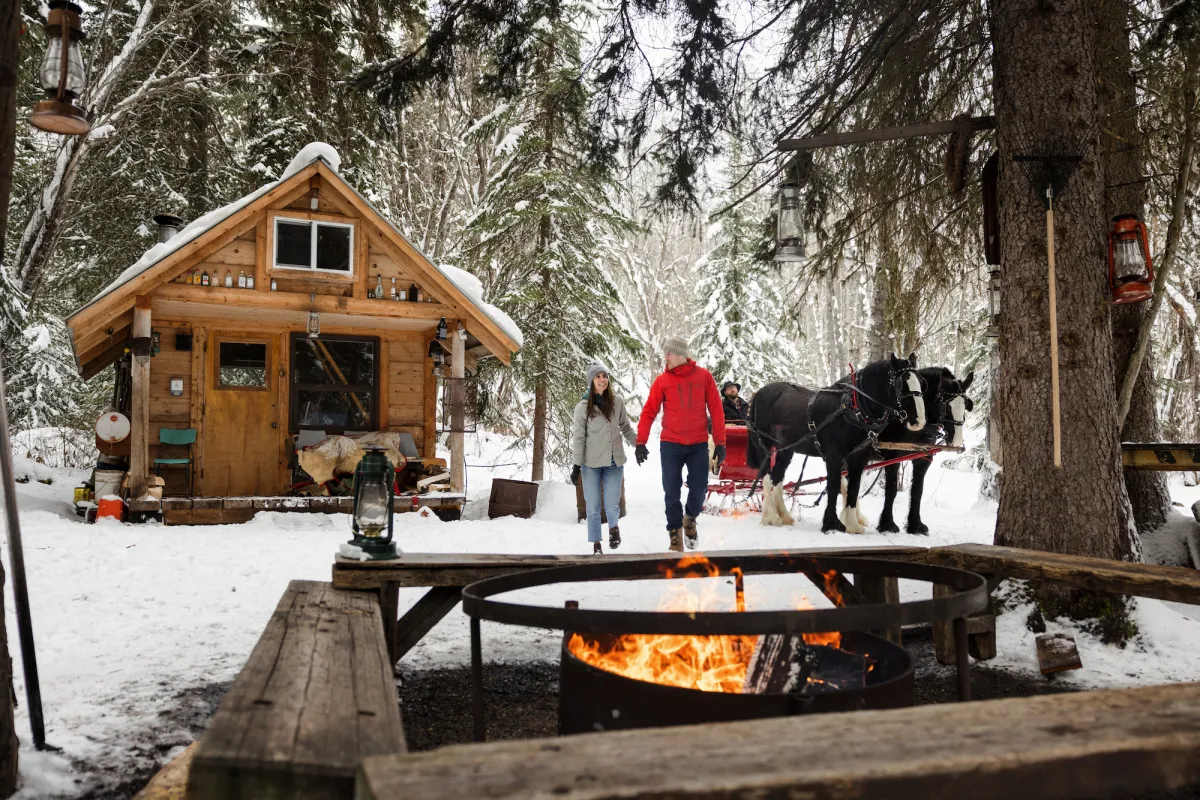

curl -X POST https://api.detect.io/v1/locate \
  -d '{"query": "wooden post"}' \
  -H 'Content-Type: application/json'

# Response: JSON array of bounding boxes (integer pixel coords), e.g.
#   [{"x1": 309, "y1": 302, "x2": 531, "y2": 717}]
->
[
  {"x1": 129, "y1": 297, "x2": 153, "y2": 499},
  {"x1": 450, "y1": 323, "x2": 465, "y2": 493}
]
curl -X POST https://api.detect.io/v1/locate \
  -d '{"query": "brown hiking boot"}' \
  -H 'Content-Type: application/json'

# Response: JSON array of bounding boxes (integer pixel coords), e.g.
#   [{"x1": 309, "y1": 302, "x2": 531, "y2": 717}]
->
[
  {"x1": 683, "y1": 515, "x2": 699, "y2": 550},
  {"x1": 608, "y1": 526, "x2": 621, "y2": 550},
  {"x1": 668, "y1": 528, "x2": 684, "y2": 553}
]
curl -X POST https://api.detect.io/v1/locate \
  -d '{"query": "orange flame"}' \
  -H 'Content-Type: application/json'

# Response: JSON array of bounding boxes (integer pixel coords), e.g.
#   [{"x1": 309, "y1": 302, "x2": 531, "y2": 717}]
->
[{"x1": 567, "y1": 557, "x2": 842, "y2": 693}]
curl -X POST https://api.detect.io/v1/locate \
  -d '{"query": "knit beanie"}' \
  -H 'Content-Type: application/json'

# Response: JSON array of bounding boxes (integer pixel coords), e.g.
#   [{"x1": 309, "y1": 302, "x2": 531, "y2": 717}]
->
[
  {"x1": 586, "y1": 361, "x2": 609, "y2": 388},
  {"x1": 663, "y1": 336, "x2": 691, "y2": 359}
]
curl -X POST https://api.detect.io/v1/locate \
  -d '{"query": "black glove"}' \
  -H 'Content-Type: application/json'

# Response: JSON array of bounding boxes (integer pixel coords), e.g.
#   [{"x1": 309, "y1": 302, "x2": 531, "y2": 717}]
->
[
  {"x1": 713, "y1": 445, "x2": 726, "y2": 470},
  {"x1": 635, "y1": 444, "x2": 649, "y2": 465},
  {"x1": 570, "y1": 465, "x2": 581, "y2": 486}
]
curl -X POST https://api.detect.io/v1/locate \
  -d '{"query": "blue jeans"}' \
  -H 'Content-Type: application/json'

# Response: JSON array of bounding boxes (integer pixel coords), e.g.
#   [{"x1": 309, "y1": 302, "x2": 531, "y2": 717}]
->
[
  {"x1": 581, "y1": 461, "x2": 623, "y2": 543},
  {"x1": 660, "y1": 442, "x2": 709, "y2": 531}
]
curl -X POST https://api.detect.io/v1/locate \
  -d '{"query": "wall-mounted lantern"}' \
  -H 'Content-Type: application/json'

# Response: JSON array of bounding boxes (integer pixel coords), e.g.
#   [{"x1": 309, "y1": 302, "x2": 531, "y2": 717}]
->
[{"x1": 774, "y1": 165, "x2": 805, "y2": 263}]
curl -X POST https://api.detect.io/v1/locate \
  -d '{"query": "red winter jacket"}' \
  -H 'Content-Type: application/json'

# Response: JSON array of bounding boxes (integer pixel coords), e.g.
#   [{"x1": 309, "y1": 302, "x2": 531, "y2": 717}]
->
[{"x1": 637, "y1": 360, "x2": 726, "y2": 447}]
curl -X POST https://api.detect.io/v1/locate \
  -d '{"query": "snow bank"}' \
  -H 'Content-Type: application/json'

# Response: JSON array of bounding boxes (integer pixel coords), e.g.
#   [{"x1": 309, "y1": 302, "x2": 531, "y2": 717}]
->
[{"x1": 438, "y1": 263, "x2": 525, "y2": 347}]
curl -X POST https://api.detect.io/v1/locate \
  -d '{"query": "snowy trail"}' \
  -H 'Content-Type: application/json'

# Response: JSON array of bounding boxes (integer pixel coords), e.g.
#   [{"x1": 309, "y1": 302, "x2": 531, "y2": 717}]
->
[{"x1": 6, "y1": 432, "x2": 1200, "y2": 797}]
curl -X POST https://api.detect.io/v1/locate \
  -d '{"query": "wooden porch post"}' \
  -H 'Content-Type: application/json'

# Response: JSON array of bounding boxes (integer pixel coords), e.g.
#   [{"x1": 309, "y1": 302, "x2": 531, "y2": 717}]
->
[
  {"x1": 450, "y1": 323, "x2": 465, "y2": 493},
  {"x1": 129, "y1": 297, "x2": 152, "y2": 499}
]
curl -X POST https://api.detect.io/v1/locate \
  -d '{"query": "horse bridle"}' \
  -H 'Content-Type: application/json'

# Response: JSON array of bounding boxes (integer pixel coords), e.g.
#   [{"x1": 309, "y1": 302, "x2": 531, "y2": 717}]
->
[{"x1": 887, "y1": 366, "x2": 923, "y2": 423}]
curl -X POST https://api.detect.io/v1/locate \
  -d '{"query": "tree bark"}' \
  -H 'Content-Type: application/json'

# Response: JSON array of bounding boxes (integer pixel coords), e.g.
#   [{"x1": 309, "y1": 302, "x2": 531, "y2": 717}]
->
[
  {"x1": 990, "y1": 0, "x2": 1138, "y2": 567},
  {"x1": 1097, "y1": 0, "x2": 1172, "y2": 535},
  {"x1": 0, "y1": 0, "x2": 26, "y2": 790}
]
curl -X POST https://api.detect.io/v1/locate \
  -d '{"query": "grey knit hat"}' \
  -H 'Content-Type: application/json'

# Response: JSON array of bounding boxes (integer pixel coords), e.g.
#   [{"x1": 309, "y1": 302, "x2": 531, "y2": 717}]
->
[
  {"x1": 586, "y1": 361, "x2": 609, "y2": 386},
  {"x1": 663, "y1": 336, "x2": 691, "y2": 359}
]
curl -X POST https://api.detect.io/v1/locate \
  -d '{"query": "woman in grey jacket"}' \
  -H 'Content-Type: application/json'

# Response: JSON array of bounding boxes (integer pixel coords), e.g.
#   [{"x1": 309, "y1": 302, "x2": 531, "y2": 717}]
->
[{"x1": 571, "y1": 362, "x2": 637, "y2": 554}]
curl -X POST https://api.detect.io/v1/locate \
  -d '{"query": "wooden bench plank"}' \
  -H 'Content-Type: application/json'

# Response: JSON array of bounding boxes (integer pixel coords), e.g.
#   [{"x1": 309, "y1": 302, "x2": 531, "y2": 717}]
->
[
  {"x1": 927, "y1": 544, "x2": 1200, "y2": 604},
  {"x1": 332, "y1": 546, "x2": 929, "y2": 590},
  {"x1": 357, "y1": 682, "x2": 1200, "y2": 800},
  {"x1": 189, "y1": 581, "x2": 404, "y2": 800}
]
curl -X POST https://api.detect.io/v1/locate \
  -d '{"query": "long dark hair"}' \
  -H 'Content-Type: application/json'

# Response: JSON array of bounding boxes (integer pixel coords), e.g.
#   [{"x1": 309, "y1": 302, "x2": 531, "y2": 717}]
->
[{"x1": 587, "y1": 380, "x2": 614, "y2": 420}]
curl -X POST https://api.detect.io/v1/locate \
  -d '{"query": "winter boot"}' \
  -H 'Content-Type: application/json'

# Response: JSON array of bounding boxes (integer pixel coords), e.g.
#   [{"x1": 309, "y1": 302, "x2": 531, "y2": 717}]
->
[
  {"x1": 683, "y1": 515, "x2": 699, "y2": 550},
  {"x1": 608, "y1": 526, "x2": 621, "y2": 550},
  {"x1": 667, "y1": 528, "x2": 684, "y2": 553},
  {"x1": 592, "y1": 541, "x2": 603, "y2": 555}
]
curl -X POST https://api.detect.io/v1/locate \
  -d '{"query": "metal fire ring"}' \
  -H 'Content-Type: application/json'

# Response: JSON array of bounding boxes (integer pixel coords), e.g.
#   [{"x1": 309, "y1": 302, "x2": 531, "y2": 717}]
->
[{"x1": 461, "y1": 554, "x2": 989, "y2": 636}]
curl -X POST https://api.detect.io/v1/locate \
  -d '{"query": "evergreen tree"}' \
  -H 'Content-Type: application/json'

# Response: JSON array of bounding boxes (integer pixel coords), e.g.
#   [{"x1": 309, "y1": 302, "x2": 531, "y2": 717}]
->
[
  {"x1": 463, "y1": 1, "x2": 638, "y2": 480},
  {"x1": 694, "y1": 199, "x2": 797, "y2": 391}
]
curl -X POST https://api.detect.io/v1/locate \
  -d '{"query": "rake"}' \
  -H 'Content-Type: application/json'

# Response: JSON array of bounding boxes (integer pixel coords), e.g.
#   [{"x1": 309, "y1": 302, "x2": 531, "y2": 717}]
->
[{"x1": 1011, "y1": 128, "x2": 1087, "y2": 469}]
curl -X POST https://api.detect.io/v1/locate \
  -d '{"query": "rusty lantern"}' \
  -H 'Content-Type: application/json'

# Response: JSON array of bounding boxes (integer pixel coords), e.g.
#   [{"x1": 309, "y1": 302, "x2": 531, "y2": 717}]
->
[
  {"x1": 1108, "y1": 215, "x2": 1153, "y2": 305},
  {"x1": 30, "y1": 1, "x2": 90, "y2": 136}
]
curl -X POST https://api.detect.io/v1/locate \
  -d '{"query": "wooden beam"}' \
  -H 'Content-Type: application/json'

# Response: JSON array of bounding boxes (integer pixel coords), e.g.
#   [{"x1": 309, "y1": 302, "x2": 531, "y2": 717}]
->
[
  {"x1": 331, "y1": 546, "x2": 929, "y2": 591},
  {"x1": 450, "y1": 322, "x2": 465, "y2": 492},
  {"x1": 927, "y1": 544, "x2": 1200, "y2": 604},
  {"x1": 66, "y1": 163, "x2": 320, "y2": 334},
  {"x1": 423, "y1": 332, "x2": 437, "y2": 459},
  {"x1": 378, "y1": 338, "x2": 390, "y2": 430},
  {"x1": 1121, "y1": 443, "x2": 1200, "y2": 471},
  {"x1": 152, "y1": 283, "x2": 450, "y2": 320},
  {"x1": 73, "y1": 308, "x2": 133, "y2": 360},
  {"x1": 129, "y1": 298, "x2": 152, "y2": 498},
  {"x1": 80, "y1": 332, "x2": 130, "y2": 381},
  {"x1": 358, "y1": 682, "x2": 1200, "y2": 800},
  {"x1": 777, "y1": 115, "x2": 996, "y2": 151},
  {"x1": 189, "y1": 327, "x2": 206, "y2": 497}
]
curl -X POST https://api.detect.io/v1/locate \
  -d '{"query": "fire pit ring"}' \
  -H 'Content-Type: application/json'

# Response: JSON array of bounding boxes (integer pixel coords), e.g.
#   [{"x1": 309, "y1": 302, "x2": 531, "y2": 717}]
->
[{"x1": 461, "y1": 553, "x2": 989, "y2": 741}]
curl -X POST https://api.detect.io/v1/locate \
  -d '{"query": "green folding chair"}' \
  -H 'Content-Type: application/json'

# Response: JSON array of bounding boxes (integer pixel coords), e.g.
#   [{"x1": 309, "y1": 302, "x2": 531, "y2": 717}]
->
[{"x1": 154, "y1": 428, "x2": 196, "y2": 497}]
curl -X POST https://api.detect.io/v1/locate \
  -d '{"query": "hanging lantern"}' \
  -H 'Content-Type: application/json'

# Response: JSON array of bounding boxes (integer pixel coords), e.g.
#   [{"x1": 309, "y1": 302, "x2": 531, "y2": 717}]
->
[
  {"x1": 1108, "y1": 214, "x2": 1154, "y2": 305},
  {"x1": 428, "y1": 339, "x2": 445, "y2": 373},
  {"x1": 986, "y1": 269, "x2": 1002, "y2": 338},
  {"x1": 774, "y1": 167, "x2": 805, "y2": 263},
  {"x1": 348, "y1": 446, "x2": 396, "y2": 560},
  {"x1": 30, "y1": 1, "x2": 90, "y2": 136},
  {"x1": 436, "y1": 317, "x2": 448, "y2": 340},
  {"x1": 306, "y1": 293, "x2": 320, "y2": 338}
]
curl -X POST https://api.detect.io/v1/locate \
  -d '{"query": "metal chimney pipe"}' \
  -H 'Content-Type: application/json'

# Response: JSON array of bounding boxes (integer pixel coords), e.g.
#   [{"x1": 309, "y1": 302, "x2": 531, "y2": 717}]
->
[{"x1": 153, "y1": 213, "x2": 184, "y2": 243}]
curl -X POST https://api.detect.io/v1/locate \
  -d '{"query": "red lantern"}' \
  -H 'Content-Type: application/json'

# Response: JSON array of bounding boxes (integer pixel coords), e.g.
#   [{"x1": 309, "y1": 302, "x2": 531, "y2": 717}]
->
[{"x1": 1108, "y1": 214, "x2": 1153, "y2": 304}]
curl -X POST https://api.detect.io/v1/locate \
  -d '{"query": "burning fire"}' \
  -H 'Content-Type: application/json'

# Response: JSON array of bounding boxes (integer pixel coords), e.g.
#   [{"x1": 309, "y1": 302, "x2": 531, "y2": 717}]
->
[{"x1": 566, "y1": 558, "x2": 843, "y2": 694}]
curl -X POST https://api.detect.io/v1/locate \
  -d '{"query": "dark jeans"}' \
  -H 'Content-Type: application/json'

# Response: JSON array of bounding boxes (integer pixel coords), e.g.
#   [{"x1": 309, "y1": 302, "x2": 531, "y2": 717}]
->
[{"x1": 660, "y1": 441, "x2": 709, "y2": 531}]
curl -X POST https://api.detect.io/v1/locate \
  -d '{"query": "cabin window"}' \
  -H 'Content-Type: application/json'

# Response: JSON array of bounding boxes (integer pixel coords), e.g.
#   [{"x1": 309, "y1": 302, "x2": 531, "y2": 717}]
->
[
  {"x1": 273, "y1": 217, "x2": 353, "y2": 274},
  {"x1": 218, "y1": 342, "x2": 268, "y2": 388},
  {"x1": 290, "y1": 333, "x2": 378, "y2": 432}
]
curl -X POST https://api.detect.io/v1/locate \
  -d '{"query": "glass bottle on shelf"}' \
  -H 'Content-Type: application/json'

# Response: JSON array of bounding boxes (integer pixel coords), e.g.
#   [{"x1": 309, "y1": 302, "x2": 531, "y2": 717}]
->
[
  {"x1": 224, "y1": 270, "x2": 233, "y2": 288},
  {"x1": 409, "y1": 282, "x2": 418, "y2": 302},
  {"x1": 190, "y1": 270, "x2": 198, "y2": 285},
  {"x1": 398, "y1": 283, "x2": 407, "y2": 301},
  {"x1": 238, "y1": 270, "x2": 247, "y2": 289},
  {"x1": 201, "y1": 270, "x2": 210, "y2": 287},
  {"x1": 375, "y1": 274, "x2": 384, "y2": 299},
  {"x1": 390, "y1": 277, "x2": 397, "y2": 300},
  {"x1": 247, "y1": 273, "x2": 255, "y2": 290},
  {"x1": 417, "y1": 286, "x2": 425, "y2": 302},
  {"x1": 270, "y1": 277, "x2": 277, "y2": 291}
]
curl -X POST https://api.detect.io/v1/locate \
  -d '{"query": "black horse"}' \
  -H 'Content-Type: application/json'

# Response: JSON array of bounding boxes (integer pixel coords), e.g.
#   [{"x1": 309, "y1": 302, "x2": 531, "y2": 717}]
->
[
  {"x1": 746, "y1": 354, "x2": 926, "y2": 532},
  {"x1": 868, "y1": 368, "x2": 975, "y2": 535}
]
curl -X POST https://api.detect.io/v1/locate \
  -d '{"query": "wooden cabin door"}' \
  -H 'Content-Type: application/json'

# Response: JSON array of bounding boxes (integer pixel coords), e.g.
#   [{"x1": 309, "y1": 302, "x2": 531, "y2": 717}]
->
[{"x1": 202, "y1": 332, "x2": 284, "y2": 497}]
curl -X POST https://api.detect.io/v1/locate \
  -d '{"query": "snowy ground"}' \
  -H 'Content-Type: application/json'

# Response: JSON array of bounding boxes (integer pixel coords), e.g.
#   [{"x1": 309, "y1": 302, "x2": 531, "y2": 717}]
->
[{"x1": 7, "y1": 431, "x2": 1200, "y2": 797}]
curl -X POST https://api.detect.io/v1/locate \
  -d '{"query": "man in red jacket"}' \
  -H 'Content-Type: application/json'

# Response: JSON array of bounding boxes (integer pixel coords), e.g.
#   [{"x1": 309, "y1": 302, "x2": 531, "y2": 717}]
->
[{"x1": 636, "y1": 337, "x2": 726, "y2": 552}]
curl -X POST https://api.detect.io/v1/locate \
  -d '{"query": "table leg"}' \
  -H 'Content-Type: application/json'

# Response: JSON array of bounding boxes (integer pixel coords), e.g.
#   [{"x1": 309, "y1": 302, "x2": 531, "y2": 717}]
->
[
  {"x1": 393, "y1": 586, "x2": 463, "y2": 662},
  {"x1": 378, "y1": 581, "x2": 399, "y2": 666}
]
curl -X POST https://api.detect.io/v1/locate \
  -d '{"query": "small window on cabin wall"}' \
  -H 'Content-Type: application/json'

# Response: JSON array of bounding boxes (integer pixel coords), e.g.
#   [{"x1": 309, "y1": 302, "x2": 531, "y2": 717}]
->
[
  {"x1": 290, "y1": 334, "x2": 378, "y2": 432},
  {"x1": 274, "y1": 218, "x2": 353, "y2": 274},
  {"x1": 218, "y1": 342, "x2": 268, "y2": 388}
]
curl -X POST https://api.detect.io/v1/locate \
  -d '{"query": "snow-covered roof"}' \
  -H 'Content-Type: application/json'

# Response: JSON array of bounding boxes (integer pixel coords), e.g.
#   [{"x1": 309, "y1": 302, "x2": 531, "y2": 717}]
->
[{"x1": 72, "y1": 142, "x2": 522, "y2": 350}]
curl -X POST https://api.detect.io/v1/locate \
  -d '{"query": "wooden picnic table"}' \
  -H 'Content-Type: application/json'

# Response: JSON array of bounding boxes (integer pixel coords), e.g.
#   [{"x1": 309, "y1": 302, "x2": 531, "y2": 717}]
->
[{"x1": 333, "y1": 546, "x2": 929, "y2": 664}]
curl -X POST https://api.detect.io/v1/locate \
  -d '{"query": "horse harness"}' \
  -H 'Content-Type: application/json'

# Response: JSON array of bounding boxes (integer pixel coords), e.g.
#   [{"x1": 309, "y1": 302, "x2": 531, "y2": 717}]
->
[{"x1": 754, "y1": 363, "x2": 924, "y2": 467}]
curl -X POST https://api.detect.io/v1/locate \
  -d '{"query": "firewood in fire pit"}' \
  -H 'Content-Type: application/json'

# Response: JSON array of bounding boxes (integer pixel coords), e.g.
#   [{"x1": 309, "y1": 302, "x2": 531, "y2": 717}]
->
[
  {"x1": 743, "y1": 635, "x2": 816, "y2": 695},
  {"x1": 743, "y1": 636, "x2": 871, "y2": 696}
]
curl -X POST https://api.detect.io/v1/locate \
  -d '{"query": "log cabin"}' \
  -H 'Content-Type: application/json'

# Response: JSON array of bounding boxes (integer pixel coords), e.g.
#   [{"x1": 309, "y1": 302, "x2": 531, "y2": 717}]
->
[{"x1": 65, "y1": 145, "x2": 521, "y2": 513}]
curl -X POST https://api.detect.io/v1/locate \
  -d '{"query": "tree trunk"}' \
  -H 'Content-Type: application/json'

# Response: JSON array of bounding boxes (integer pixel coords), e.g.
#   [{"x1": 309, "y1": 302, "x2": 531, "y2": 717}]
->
[
  {"x1": 1097, "y1": 0, "x2": 1172, "y2": 535},
  {"x1": 867, "y1": 260, "x2": 890, "y2": 362},
  {"x1": 0, "y1": 0, "x2": 27, "y2": 791},
  {"x1": 184, "y1": 6, "x2": 213, "y2": 217},
  {"x1": 990, "y1": 0, "x2": 1138, "y2": 568}
]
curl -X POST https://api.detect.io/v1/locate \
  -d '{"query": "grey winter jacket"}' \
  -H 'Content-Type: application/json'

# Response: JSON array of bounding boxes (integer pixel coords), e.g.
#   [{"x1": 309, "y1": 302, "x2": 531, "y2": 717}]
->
[{"x1": 571, "y1": 394, "x2": 637, "y2": 468}]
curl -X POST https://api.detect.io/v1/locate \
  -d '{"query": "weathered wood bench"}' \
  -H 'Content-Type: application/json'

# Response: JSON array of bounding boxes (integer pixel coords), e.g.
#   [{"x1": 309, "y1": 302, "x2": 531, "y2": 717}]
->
[
  {"x1": 357, "y1": 681, "x2": 1200, "y2": 800},
  {"x1": 188, "y1": 580, "x2": 406, "y2": 800},
  {"x1": 332, "y1": 546, "x2": 928, "y2": 664}
]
